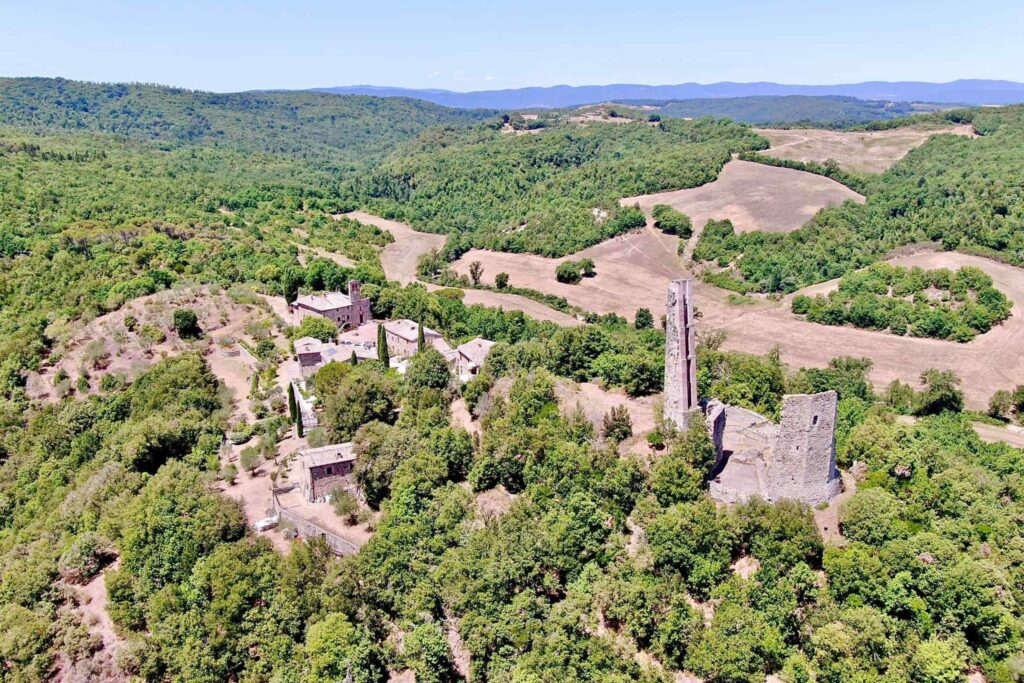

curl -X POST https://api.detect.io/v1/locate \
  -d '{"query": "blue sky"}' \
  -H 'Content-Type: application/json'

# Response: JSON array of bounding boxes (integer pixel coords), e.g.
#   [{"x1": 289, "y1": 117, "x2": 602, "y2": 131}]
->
[{"x1": 2, "y1": 0, "x2": 1021, "y2": 92}]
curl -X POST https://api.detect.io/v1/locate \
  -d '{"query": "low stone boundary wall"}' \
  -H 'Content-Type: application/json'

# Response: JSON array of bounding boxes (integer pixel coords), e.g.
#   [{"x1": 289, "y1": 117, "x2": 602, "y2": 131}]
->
[{"x1": 272, "y1": 498, "x2": 359, "y2": 556}]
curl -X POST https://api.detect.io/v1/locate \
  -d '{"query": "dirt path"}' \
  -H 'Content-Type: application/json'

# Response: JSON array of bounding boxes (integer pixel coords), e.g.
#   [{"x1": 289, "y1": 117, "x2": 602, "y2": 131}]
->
[
  {"x1": 814, "y1": 470, "x2": 857, "y2": 544},
  {"x1": 972, "y1": 422, "x2": 1024, "y2": 449},
  {"x1": 754, "y1": 124, "x2": 976, "y2": 175},
  {"x1": 64, "y1": 564, "x2": 126, "y2": 682},
  {"x1": 344, "y1": 211, "x2": 580, "y2": 324},
  {"x1": 343, "y1": 211, "x2": 446, "y2": 285},
  {"x1": 447, "y1": 287, "x2": 580, "y2": 325},
  {"x1": 297, "y1": 242, "x2": 356, "y2": 268}
]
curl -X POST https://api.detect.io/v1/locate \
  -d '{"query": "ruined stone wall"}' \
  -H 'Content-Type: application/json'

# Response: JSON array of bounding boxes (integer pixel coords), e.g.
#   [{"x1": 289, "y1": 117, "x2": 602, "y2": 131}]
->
[
  {"x1": 704, "y1": 398, "x2": 727, "y2": 470},
  {"x1": 664, "y1": 279, "x2": 698, "y2": 430},
  {"x1": 766, "y1": 391, "x2": 842, "y2": 505}
]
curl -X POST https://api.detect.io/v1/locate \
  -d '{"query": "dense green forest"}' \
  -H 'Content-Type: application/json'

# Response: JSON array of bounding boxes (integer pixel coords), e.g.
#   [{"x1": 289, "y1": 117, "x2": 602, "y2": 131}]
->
[
  {"x1": 1, "y1": 78, "x2": 1024, "y2": 682},
  {"x1": 0, "y1": 124, "x2": 402, "y2": 393},
  {"x1": 0, "y1": 78, "x2": 492, "y2": 164},
  {"x1": 791, "y1": 264, "x2": 1012, "y2": 341},
  {"x1": 3, "y1": 295, "x2": 1022, "y2": 680},
  {"x1": 614, "y1": 95, "x2": 948, "y2": 127},
  {"x1": 345, "y1": 116, "x2": 767, "y2": 256},
  {"x1": 693, "y1": 106, "x2": 1024, "y2": 292}
]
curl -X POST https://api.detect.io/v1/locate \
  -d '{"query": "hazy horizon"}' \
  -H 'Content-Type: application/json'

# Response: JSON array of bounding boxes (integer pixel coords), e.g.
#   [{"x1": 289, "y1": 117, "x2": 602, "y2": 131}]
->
[{"x1": 2, "y1": 0, "x2": 1022, "y2": 93}]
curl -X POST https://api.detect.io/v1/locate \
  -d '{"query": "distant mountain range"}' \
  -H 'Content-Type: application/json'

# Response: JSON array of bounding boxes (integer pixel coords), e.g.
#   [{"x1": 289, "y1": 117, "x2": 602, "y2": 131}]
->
[{"x1": 316, "y1": 80, "x2": 1024, "y2": 109}]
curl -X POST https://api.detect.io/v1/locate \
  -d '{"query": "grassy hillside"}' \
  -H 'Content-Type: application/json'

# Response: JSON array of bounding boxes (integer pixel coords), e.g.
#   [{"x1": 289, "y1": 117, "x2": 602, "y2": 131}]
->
[
  {"x1": 347, "y1": 116, "x2": 768, "y2": 256},
  {"x1": 0, "y1": 77, "x2": 493, "y2": 164}
]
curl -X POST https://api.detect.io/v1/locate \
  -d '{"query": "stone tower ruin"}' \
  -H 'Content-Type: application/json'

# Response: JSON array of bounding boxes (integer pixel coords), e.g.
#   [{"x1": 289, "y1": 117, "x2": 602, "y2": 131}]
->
[
  {"x1": 664, "y1": 279, "x2": 699, "y2": 430},
  {"x1": 663, "y1": 280, "x2": 843, "y2": 507},
  {"x1": 766, "y1": 391, "x2": 843, "y2": 505},
  {"x1": 663, "y1": 279, "x2": 726, "y2": 464}
]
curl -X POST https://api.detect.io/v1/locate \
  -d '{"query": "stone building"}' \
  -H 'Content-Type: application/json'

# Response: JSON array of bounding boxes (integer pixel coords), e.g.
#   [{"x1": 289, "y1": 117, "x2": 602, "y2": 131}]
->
[
  {"x1": 708, "y1": 394, "x2": 842, "y2": 506},
  {"x1": 454, "y1": 337, "x2": 496, "y2": 381},
  {"x1": 294, "y1": 336, "x2": 376, "y2": 377},
  {"x1": 664, "y1": 279, "x2": 727, "y2": 464},
  {"x1": 381, "y1": 319, "x2": 449, "y2": 358},
  {"x1": 661, "y1": 279, "x2": 841, "y2": 506},
  {"x1": 292, "y1": 280, "x2": 371, "y2": 329},
  {"x1": 664, "y1": 279, "x2": 699, "y2": 430},
  {"x1": 298, "y1": 443, "x2": 356, "y2": 503}
]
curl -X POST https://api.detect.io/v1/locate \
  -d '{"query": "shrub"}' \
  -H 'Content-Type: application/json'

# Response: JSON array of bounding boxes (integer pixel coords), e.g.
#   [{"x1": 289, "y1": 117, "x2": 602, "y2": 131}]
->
[
  {"x1": 295, "y1": 315, "x2": 337, "y2": 343},
  {"x1": 602, "y1": 405, "x2": 633, "y2": 443},
  {"x1": 331, "y1": 489, "x2": 360, "y2": 524},
  {"x1": 495, "y1": 272, "x2": 509, "y2": 289},
  {"x1": 172, "y1": 308, "x2": 201, "y2": 338},
  {"x1": 58, "y1": 532, "x2": 112, "y2": 584},
  {"x1": 240, "y1": 446, "x2": 263, "y2": 475},
  {"x1": 652, "y1": 204, "x2": 693, "y2": 237},
  {"x1": 556, "y1": 261, "x2": 583, "y2": 284},
  {"x1": 634, "y1": 307, "x2": 654, "y2": 329}
]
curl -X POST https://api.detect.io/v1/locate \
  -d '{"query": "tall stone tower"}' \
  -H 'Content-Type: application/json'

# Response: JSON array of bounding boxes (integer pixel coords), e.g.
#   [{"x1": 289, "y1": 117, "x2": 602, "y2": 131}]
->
[
  {"x1": 766, "y1": 391, "x2": 843, "y2": 505},
  {"x1": 665, "y1": 279, "x2": 699, "y2": 430}
]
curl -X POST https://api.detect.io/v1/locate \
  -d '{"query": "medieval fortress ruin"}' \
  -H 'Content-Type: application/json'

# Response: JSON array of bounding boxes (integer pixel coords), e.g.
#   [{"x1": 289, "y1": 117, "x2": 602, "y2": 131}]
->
[{"x1": 664, "y1": 279, "x2": 842, "y2": 506}]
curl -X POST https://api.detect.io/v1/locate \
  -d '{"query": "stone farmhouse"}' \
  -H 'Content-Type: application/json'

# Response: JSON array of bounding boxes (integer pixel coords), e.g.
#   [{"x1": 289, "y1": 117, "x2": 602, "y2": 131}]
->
[
  {"x1": 298, "y1": 442, "x2": 357, "y2": 503},
  {"x1": 454, "y1": 337, "x2": 496, "y2": 381},
  {"x1": 664, "y1": 279, "x2": 842, "y2": 507},
  {"x1": 291, "y1": 280, "x2": 371, "y2": 329},
  {"x1": 294, "y1": 336, "x2": 376, "y2": 377},
  {"x1": 378, "y1": 319, "x2": 448, "y2": 359}
]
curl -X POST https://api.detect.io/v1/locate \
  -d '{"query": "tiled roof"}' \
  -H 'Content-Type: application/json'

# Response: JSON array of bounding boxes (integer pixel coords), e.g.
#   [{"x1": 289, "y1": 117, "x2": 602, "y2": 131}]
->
[
  {"x1": 457, "y1": 337, "x2": 497, "y2": 367},
  {"x1": 295, "y1": 292, "x2": 353, "y2": 311},
  {"x1": 300, "y1": 443, "x2": 355, "y2": 468}
]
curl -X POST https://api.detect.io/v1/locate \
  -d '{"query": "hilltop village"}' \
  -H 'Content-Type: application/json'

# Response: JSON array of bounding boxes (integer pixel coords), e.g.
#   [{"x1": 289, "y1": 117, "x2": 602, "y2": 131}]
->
[{"x1": 3, "y1": 78, "x2": 1024, "y2": 683}]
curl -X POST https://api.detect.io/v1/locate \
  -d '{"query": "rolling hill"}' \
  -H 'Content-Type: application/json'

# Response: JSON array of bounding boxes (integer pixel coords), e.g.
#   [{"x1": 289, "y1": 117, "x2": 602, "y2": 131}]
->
[
  {"x1": 317, "y1": 79, "x2": 1024, "y2": 109},
  {"x1": 0, "y1": 77, "x2": 494, "y2": 164}
]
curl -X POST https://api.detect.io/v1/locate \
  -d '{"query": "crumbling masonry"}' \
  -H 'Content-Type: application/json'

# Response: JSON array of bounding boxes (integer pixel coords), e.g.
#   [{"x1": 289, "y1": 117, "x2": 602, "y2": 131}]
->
[
  {"x1": 664, "y1": 279, "x2": 726, "y2": 465},
  {"x1": 662, "y1": 278, "x2": 842, "y2": 506}
]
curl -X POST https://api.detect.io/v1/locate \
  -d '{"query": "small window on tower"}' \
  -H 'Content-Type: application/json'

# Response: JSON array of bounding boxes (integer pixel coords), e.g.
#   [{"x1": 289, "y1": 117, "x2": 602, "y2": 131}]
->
[{"x1": 812, "y1": 415, "x2": 819, "y2": 426}]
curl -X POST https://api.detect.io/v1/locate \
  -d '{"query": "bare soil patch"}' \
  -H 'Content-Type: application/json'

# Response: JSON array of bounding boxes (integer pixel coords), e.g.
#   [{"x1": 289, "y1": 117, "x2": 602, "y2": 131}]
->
[
  {"x1": 26, "y1": 287, "x2": 268, "y2": 415},
  {"x1": 458, "y1": 243, "x2": 1024, "y2": 409},
  {"x1": 972, "y1": 422, "x2": 1024, "y2": 449},
  {"x1": 621, "y1": 159, "x2": 863, "y2": 240},
  {"x1": 343, "y1": 211, "x2": 446, "y2": 285},
  {"x1": 63, "y1": 564, "x2": 128, "y2": 682},
  {"x1": 473, "y1": 485, "x2": 516, "y2": 527},
  {"x1": 452, "y1": 227, "x2": 685, "y2": 321},
  {"x1": 755, "y1": 124, "x2": 976, "y2": 175},
  {"x1": 555, "y1": 380, "x2": 658, "y2": 454}
]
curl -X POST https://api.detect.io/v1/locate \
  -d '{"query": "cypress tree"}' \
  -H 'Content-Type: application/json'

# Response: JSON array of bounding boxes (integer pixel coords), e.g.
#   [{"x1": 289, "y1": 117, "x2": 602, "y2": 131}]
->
[
  {"x1": 417, "y1": 322, "x2": 425, "y2": 351},
  {"x1": 287, "y1": 382, "x2": 297, "y2": 423},
  {"x1": 377, "y1": 324, "x2": 389, "y2": 365},
  {"x1": 351, "y1": 350, "x2": 358, "y2": 366},
  {"x1": 296, "y1": 414, "x2": 304, "y2": 438}
]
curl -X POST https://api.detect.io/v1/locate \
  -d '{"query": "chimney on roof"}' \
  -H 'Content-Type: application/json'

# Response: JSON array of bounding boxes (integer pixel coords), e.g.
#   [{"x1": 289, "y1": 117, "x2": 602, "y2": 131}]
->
[{"x1": 348, "y1": 280, "x2": 362, "y2": 302}]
